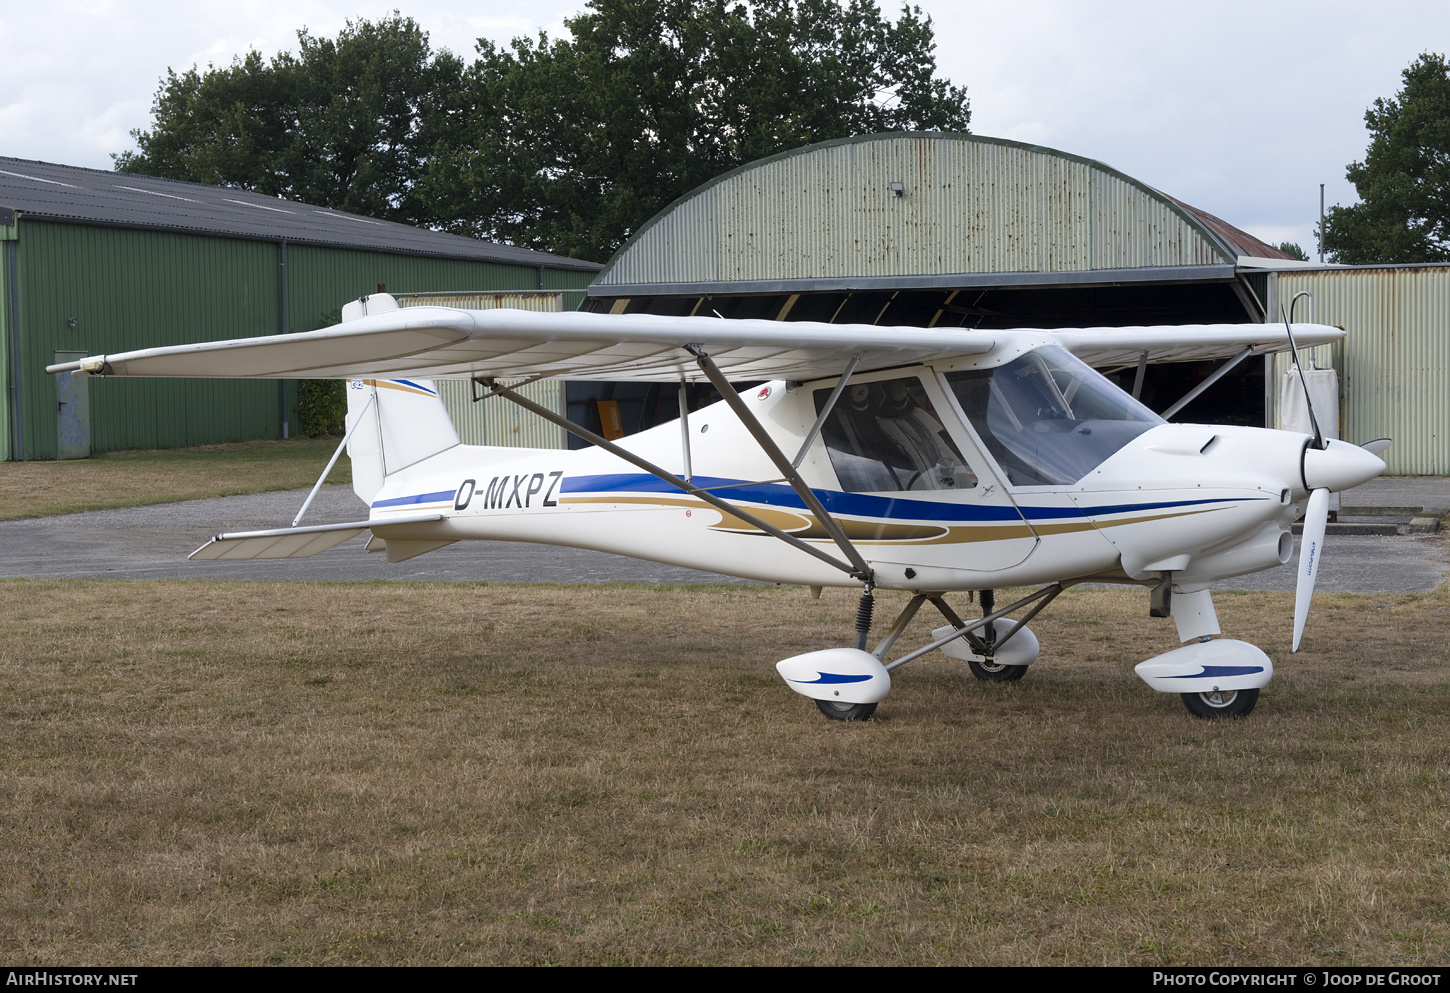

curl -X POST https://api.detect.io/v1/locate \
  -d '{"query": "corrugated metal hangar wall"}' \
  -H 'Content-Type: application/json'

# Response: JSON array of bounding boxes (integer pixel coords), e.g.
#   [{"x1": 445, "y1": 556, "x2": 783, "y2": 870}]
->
[
  {"x1": 397, "y1": 291, "x2": 571, "y2": 450},
  {"x1": 0, "y1": 157, "x2": 599, "y2": 461},
  {"x1": 580, "y1": 132, "x2": 1292, "y2": 442},
  {"x1": 597, "y1": 135, "x2": 1232, "y2": 286},
  {"x1": 1268, "y1": 265, "x2": 1450, "y2": 475}
]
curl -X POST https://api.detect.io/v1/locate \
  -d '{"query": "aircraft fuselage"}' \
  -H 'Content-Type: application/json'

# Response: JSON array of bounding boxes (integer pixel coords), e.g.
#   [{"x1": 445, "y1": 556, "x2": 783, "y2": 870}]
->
[{"x1": 365, "y1": 349, "x2": 1341, "y2": 595}]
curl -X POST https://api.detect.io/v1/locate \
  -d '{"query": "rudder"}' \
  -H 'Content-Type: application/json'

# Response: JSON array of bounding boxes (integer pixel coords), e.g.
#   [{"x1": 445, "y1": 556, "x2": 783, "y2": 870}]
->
[
  {"x1": 339, "y1": 293, "x2": 461, "y2": 505},
  {"x1": 345, "y1": 378, "x2": 460, "y2": 505}
]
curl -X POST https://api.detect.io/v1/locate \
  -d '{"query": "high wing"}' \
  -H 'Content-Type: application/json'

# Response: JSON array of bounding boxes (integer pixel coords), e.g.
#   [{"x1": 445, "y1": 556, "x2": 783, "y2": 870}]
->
[
  {"x1": 1052, "y1": 325, "x2": 1344, "y2": 369},
  {"x1": 46, "y1": 306, "x2": 1344, "y2": 383}
]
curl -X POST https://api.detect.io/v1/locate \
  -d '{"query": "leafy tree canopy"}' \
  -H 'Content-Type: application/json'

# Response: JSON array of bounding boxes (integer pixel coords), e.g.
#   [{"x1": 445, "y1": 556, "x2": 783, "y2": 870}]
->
[
  {"x1": 420, "y1": 0, "x2": 970, "y2": 260},
  {"x1": 116, "y1": 15, "x2": 467, "y2": 223},
  {"x1": 116, "y1": 1, "x2": 969, "y2": 262},
  {"x1": 1277, "y1": 241, "x2": 1309, "y2": 261},
  {"x1": 1322, "y1": 52, "x2": 1450, "y2": 264}
]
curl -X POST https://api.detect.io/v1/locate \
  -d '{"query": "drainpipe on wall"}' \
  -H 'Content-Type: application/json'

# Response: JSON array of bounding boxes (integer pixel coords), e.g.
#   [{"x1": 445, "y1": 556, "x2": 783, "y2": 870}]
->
[
  {"x1": 1264, "y1": 271, "x2": 1280, "y2": 429},
  {"x1": 279, "y1": 239, "x2": 289, "y2": 439},
  {"x1": 6, "y1": 237, "x2": 23, "y2": 461}
]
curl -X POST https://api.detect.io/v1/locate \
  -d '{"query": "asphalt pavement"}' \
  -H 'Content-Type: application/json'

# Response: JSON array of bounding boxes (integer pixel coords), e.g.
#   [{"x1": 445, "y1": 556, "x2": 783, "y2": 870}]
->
[
  {"x1": 0, "y1": 484, "x2": 748, "y2": 585},
  {"x1": 0, "y1": 477, "x2": 1445, "y2": 592}
]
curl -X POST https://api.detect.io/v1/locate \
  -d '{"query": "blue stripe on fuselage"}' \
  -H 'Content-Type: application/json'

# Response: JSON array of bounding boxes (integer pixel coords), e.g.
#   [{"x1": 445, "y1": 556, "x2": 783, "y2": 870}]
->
[
  {"x1": 373, "y1": 489, "x2": 455, "y2": 508},
  {"x1": 561, "y1": 473, "x2": 1258, "y2": 524}
]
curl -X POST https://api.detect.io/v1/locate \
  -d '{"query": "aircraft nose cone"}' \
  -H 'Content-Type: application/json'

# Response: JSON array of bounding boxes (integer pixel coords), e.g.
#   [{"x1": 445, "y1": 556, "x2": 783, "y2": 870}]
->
[{"x1": 1302, "y1": 439, "x2": 1386, "y2": 493}]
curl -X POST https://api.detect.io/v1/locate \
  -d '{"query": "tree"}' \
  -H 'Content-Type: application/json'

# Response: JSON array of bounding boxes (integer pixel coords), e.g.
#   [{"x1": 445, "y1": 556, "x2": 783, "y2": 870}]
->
[
  {"x1": 1277, "y1": 241, "x2": 1309, "y2": 261},
  {"x1": 116, "y1": 3, "x2": 969, "y2": 262},
  {"x1": 297, "y1": 310, "x2": 347, "y2": 436},
  {"x1": 416, "y1": 0, "x2": 970, "y2": 261},
  {"x1": 1321, "y1": 52, "x2": 1450, "y2": 264},
  {"x1": 115, "y1": 16, "x2": 467, "y2": 223}
]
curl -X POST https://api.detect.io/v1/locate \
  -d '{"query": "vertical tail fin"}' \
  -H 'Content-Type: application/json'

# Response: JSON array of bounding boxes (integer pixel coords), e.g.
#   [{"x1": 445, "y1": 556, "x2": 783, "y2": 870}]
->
[
  {"x1": 339, "y1": 293, "x2": 459, "y2": 505},
  {"x1": 346, "y1": 378, "x2": 460, "y2": 505}
]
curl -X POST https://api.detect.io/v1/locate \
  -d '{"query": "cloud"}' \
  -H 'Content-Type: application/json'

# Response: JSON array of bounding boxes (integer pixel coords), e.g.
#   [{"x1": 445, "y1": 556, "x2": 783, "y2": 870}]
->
[{"x1": 6, "y1": 0, "x2": 1447, "y2": 248}]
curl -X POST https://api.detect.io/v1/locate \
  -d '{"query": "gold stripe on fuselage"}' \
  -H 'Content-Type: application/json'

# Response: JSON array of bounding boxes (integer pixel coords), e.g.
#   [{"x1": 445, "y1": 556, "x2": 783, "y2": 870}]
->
[
  {"x1": 559, "y1": 494, "x2": 1225, "y2": 547},
  {"x1": 561, "y1": 494, "x2": 999, "y2": 544},
  {"x1": 1028, "y1": 507, "x2": 1221, "y2": 536},
  {"x1": 558, "y1": 494, "x2": 1222, "y2": 544},
  {"x1": 362, "y1": 378, "x2": 438, "y2": 397}
]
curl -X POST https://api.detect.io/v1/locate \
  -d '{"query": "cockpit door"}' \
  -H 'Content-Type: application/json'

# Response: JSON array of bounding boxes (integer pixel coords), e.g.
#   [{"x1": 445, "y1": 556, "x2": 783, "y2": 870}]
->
[{"x1": 801, "y1": 369, "x2": 1038, "y2": 576}]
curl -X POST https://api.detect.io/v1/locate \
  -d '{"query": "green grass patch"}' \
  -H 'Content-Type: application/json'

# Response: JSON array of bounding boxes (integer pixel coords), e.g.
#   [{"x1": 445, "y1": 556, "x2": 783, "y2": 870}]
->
[
  {"x1": 0, "y1": 580, "x2": 1447, "y2": 965},
  {"x1": 0, "y1": 437, "x2": 351, "y2": 519}
]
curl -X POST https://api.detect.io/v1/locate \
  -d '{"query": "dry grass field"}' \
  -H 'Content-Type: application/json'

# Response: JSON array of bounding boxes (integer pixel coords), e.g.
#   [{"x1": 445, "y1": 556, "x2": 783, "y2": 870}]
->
[
  {"x1": 0, "y1": 438, "x2": 349, "y2": 520},
  {"x1": 2, "y1": 577, "x2": 1448, "y2": 966}
]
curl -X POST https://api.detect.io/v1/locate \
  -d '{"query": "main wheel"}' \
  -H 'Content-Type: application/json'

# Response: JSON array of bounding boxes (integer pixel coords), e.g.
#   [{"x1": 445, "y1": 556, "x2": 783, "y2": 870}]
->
[
  {"x1": 1181, "y1": 687, "x2": 1259, "y2": 719},
  {"x1": 968, "y1": 657, "x2": 1028, "y2": 682},
  {"x1": 815, "y1": 699, "x2": 878, "y2": 721}
]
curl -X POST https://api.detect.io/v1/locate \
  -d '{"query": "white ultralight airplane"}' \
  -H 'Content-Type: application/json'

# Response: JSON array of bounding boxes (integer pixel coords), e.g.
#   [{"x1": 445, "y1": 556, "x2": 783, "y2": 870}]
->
[{"x1": 49, "y1": 293, "x2": 1387, "y2": 721}]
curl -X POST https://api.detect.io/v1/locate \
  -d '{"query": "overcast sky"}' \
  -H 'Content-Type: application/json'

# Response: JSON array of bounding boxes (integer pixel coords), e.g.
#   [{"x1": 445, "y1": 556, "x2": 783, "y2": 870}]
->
[{"x1": 4, "y1": 0, "x2": 1447, "y2": 256}]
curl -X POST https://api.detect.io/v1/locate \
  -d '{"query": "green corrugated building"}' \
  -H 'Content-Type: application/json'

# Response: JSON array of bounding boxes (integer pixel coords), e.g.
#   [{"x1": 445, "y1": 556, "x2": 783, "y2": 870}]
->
[{"x1": 0, "y1": 157, "x2": 600, "y2": 460}]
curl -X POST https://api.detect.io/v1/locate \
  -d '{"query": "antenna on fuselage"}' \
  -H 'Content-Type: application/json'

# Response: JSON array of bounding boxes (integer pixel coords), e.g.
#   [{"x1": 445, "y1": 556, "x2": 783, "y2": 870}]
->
[{"x1": 1282, "y1": 291, "x2": 1325, "y2": 452}]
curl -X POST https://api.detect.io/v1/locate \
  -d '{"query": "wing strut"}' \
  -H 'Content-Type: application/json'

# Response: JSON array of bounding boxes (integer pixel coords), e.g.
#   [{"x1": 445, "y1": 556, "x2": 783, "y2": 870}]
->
[
  {"x1": 677, "y1": 378, "x2": 693, "y2": 482},
  {"x1": 792, "y1": 352, "x2": 862, "y2": 467},
  {"x1": 1160, "y1": 346, "x2": 1254, "y2": 420},
  {"x1": 478, "y1": 377, "x2": 865, "y2": 579},
  {"x1": 685, "y1": 345, "x2": 874, "y2": 582},
  {"x1": 292, "y1": 390, "x2": 375, "y2": 528},
  {"x1": 1131, "y1": 350, "x2": 1149, "y2": 399}
]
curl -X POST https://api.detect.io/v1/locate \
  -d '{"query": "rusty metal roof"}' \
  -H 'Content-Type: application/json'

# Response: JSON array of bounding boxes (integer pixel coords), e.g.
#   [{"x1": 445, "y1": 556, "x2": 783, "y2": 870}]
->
[{"x1": 1169, "y1": 196, "x2": 1292, "y2": 261}]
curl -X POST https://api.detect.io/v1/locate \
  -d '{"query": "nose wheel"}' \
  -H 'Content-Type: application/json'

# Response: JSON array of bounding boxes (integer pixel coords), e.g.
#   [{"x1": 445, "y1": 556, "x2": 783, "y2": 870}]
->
[
  {"x1": 816, "y1": 700, "x2": 878, "y2": 721},
  {"x1": 968, "y1": 657, "x2": 1028, "y2": 682},
  {"x1": 1181, "y1": 688, "x2": 1259, "y2": 719},
  {"x1": 783, "y1": 585, "x2": 1063, "y2": 723}
]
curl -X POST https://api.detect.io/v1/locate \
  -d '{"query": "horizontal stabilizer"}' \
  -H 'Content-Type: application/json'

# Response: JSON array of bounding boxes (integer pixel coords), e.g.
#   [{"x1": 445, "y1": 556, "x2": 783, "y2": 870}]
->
[{"x1": 189, "y1": 514, "x2": 445, "y2": 560}]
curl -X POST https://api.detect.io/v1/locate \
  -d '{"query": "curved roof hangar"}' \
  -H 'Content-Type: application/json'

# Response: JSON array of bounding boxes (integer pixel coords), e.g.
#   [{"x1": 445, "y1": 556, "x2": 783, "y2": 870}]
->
[{"x1": 586, "y1": 133, "x2": 1287, "y2": 330}]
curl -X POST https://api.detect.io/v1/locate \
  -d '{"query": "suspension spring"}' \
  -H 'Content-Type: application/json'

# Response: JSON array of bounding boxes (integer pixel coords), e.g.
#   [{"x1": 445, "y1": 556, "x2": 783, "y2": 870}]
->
[{"x1": 854, "y1": 586, "x2": 875, "y2": 651}]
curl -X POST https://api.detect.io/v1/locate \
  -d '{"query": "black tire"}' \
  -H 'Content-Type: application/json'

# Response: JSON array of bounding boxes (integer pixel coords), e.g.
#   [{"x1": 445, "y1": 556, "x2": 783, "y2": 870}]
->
[
  {"x1": 968, "y1": 658, "x2": 1029, "y2": 682},
  {"x1": 1181, "y1": 687, "x2": 1259, "y2": 719},
  {"x1": 815, "y1": 699, "x2": 878, "y2": 721}
]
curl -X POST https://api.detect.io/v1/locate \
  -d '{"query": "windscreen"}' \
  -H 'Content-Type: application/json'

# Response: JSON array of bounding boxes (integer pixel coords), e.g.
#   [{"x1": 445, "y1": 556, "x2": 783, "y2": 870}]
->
[{"x1": 945, "y1": 346, "x2": 1163, "y2": 486}]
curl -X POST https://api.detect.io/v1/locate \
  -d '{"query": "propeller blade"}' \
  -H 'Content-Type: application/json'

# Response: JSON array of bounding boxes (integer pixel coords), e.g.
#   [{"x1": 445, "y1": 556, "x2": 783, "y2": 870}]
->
[
  {"x1": 1361, "y1": 438, "x2": 1392, "y2": 457},
  {"x1": 1293, "y1": 487, "x2": 1331, "y2": 652}
]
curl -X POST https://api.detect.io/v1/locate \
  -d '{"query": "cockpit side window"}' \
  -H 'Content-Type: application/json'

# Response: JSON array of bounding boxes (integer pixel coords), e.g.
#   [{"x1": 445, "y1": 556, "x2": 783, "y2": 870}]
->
[
  {"x1": 813, "y1": 376, "x2": 978, "y2": 493},
  {"x1": 945, "y1": 346, "x2": 1164, "y2": 486}
]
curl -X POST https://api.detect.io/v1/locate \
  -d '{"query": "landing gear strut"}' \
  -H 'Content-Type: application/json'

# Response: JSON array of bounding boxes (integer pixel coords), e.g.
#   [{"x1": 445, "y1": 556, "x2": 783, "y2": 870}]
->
[{"x1": 964, "y1": 589, "x2": 1030, "y2": 681}]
